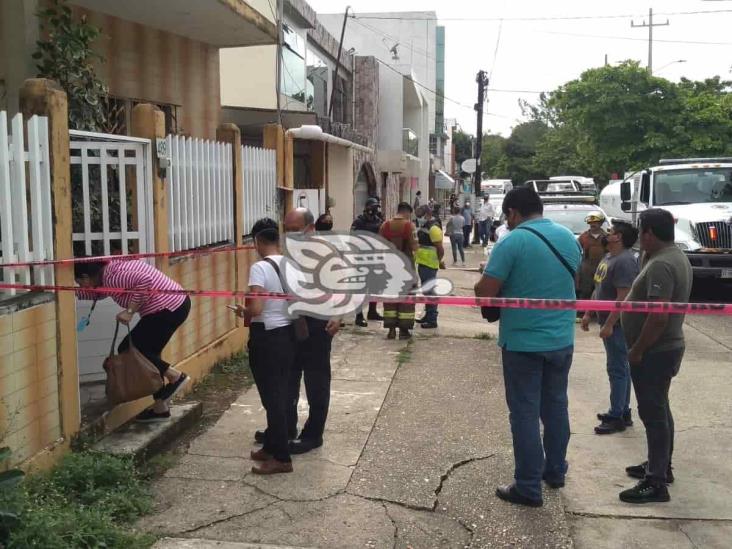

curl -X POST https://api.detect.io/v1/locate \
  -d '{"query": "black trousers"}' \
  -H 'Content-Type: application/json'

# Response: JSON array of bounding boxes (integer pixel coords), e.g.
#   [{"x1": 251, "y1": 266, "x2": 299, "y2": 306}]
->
[
  {"x1": 248, "y1": 323, "x2": 295, "y2": 462},
  {"x1": 287, "y1": 317, "x2": 333, "y2": 441},
  {"x1": 118, "y1": 297, "x2": 191, "y2": 400},
  {"x1": 631, "y1": 346, "x2": 685, "y2": 484}
]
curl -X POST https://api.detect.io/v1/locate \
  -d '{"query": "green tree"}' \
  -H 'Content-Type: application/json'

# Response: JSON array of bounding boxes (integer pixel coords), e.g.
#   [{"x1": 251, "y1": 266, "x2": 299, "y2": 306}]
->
[
  {"x1": 480, "y1": 134, "x2": 509, "y2": 179},
  {"x1": 502, "y1": 120, "x2": 550, "y2": 183},
  {"x1": 452, "y1": 129, "x2": 475, "y2": 177},
  {"x1": 33, "y1": 0, "x2": 108, "y2": 131}
]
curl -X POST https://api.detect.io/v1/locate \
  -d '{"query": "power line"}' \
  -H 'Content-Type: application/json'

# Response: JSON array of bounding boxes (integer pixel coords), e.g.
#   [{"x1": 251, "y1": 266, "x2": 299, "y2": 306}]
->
[
  {"x1": 349, "y1": 8, "x2": 732, "y2": 23},
  {"x1": 536, "y1": 29, "x2": 732, "y2": 46}
]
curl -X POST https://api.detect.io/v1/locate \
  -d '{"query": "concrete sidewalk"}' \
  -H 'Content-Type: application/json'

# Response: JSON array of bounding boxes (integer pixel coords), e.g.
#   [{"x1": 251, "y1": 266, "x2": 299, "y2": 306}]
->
[{"x1": 144, "y1": 243, "x2": 732, "y2": 548}]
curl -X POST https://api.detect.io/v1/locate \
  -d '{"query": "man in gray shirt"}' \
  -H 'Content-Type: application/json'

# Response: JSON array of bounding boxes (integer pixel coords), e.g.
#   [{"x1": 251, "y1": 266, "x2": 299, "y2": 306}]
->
[
  {"x1": 618, "y1": 209, "x2": 692, "y2": 504},
  {"x1": 582, "y1": 221, "x2": 639, "y2": 435}
]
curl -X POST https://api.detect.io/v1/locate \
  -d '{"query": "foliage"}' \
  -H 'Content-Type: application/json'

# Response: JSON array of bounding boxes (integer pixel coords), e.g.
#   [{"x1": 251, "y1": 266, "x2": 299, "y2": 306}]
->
[
  {"x1": 0, "y1": 451, "x2": 155, "y2": 548},
  {"x1": 525, "y1": 61, "x2": 732, "y2": 182},
  {"x1": 452, "y1": 129, "x2": 475, "y2": 177},
  {"x1": 33, "y1": 0, "x2": 108, "y2": 131}
]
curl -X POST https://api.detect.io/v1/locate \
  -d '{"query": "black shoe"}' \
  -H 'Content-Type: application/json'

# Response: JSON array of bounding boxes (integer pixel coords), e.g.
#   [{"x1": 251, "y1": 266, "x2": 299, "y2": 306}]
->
[
  {"x1": 157, "y1": 373, "x2": 190, "y2": 402},
  {"x1": 367, "y1": 311, "x2": 384, "y2": 322},
  {"x1": 387, "y1": 328, "x2": 397, "y2": 340},
  {"x1": 542, "y1": 474, "x2": 565, "y2": 489},
  {"x1": 289, "y1": 437, "x2": 323, "y2": 455},
  {"x1": 597, "y1": 410, "x2": 633, "y2": 427},
  {"x1": 619, "y1": 479, "x2": 670, "y2": 504},
  {"x1": 495, "y1": 484, "x2": 543, "y2": 507},
  {"x1": 135, "y1": 408, "x2": 171, "y2": 423},
  {"x1": 398, "y1": 329, "x2": 412, "y2": 340},
  {"x1": 355, "y1": 315, "x2": 368, "y2": 327},
  {"x1": 415, "y1": 317, "x2": 427, "y2": 324},
  {"x1": 594, "y1": 417, "x2": 626, "y2": 435},
  {"x1": 420, "y1": 322, "x2": 438, "y2": 329},
  {"x1": 625, "y1": 461, "x2": 674, "y2": 484},
  {"x1": 254, "y1": 430, "x2": 266, "y2": 444}
]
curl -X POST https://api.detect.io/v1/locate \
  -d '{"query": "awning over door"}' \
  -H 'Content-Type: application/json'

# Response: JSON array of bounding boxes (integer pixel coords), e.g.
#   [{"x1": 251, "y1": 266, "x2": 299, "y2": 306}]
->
[{"x1": 435, "y1": 170, "x2": 455, "y2": 190}]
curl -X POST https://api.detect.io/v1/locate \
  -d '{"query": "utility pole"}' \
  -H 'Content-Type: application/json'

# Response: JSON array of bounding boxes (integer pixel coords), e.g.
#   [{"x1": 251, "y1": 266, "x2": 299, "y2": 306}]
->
[
  {"x1": 275, "y1": 0, "x2": 284, "y2": 125},
  {"x1": 631, "y1": 8, "x2": 669, "y2": 74},
  {"x1": 328, "y1": 5, "x2": 351, "y2": 121},
  {"x1": 473, "y1": 70, "x2": 489, "y2": 196}
]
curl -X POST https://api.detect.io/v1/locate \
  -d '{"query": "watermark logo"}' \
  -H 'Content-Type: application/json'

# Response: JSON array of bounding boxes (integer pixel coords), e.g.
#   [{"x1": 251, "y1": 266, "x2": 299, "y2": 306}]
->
[{"x1": 281, "y1": 231, "x2": 453, "y2": 318}]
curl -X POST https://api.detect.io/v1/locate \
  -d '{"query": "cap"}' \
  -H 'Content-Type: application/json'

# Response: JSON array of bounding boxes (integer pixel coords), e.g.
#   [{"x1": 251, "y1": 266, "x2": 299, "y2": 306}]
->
[{"x1": 585, "y1": 211, "x2": 606, "y2": 223}]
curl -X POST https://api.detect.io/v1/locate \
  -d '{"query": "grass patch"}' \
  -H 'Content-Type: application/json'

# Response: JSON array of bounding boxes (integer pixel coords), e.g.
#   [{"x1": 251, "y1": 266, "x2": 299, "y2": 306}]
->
[
  {"x1": 193, "y1": 351, "x2": 251, "y2": 393},
  {"x1": 473, "y1": 333, "x2": 493, "y2": 340},
  {"x1": 397, "y1": 341, "x2": 413, "y2": 366},
  {"x1": 0, "y1": 452, "x2": 155, "y2": 548}
]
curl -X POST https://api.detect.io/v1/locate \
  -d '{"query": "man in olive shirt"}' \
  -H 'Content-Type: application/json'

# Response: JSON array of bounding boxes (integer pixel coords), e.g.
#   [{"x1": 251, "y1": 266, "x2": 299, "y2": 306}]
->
[{"x1": 619, "y1": 209, "x2": 692, "y2": 504}]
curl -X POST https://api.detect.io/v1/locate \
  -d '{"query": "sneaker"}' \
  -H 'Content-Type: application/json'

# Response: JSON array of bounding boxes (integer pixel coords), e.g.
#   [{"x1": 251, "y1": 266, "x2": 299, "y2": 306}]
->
[
  {"x1": 597, "y1": 410, "x2": 633, "y2": 427},
  {"x1": 619, "y1": 479, "x2": 670, "y2": 504},
  {"x1": 626, "y1": 461, "x2": 674, "y2": 484},
  {"x1": 135, "y1": 408, "x2": 171, "y2": 423},
  {"x1": 594, "y1": 417, "x2": 626, "y2": 435},
  {"x1": 157, "y1": 373, "x2": 190, "y2": 402}
]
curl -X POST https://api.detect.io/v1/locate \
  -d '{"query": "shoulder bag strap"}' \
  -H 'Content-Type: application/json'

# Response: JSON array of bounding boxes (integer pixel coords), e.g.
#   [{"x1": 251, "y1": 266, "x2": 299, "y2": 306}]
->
[
  {"x1": 109, "y1": 321, "x2": 120, "y2": 357},
  {"x1": 263, "y1": 257, "x2": 285, "y2": 293},
  {"x1": 516, "y1": 226, "x2": 577, "y2": 279}
]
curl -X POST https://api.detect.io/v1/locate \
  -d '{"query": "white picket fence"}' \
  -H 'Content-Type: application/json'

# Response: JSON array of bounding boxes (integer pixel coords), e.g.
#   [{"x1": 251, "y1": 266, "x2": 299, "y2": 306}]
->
[
  {"x1": 166, "y1": 135, "x2": 234, "y2": 252},
  {"x1": 0, "y1": 111, "x2": 54, "y2": 297},
  {"x1": 242, "y1": 145, "x2": 277, "y2": 235}
]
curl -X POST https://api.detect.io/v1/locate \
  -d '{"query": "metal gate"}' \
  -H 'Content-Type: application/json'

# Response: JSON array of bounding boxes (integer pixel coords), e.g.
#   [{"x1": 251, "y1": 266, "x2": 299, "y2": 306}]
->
[{"x1": 69, "y1": 130, "x2": 154, "y2": 383}]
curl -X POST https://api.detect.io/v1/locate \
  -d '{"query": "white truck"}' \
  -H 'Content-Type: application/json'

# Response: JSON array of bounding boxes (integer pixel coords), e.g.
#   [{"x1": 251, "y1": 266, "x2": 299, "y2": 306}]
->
[{"x1": 599, "y1": 158, "x2": 732, "y2": 280}]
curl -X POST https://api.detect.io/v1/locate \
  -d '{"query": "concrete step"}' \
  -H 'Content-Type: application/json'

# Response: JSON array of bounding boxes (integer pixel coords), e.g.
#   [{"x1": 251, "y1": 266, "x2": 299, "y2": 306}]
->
[
  {"x1": 92, "y1": 402, "x2": 202, "y2": 460},
  {"x1": 154, "y1": 539, "x2": 313, "y2": 549}
]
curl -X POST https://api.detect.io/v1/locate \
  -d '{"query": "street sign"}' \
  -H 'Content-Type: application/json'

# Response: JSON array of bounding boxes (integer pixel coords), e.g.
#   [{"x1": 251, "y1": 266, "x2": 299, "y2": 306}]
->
[{"x1": 461, "y1": 158, "x2": 477, "y2": 174}]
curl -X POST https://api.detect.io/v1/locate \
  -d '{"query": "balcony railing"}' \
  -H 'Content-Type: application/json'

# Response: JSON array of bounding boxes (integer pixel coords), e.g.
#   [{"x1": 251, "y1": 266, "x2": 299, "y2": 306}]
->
[{"x1": 403, "y1": 128, "x2": 419, "y2": 157}]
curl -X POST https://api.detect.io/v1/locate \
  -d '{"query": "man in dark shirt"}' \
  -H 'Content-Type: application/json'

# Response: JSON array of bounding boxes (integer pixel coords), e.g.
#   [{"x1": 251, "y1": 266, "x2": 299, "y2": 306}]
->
[
  {"x1": 351, "y1": 197, "x2": 384, "y2": 326},
  {"x1": 582, "y1": 221, "x2": 639, "y2": 435},
  {"x1": 618, "y1": 209, "x2": 692, "y2": 504}
]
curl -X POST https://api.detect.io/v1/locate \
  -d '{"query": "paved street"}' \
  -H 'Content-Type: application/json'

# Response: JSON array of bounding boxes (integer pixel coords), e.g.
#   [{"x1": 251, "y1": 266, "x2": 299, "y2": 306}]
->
[{"x1": 146, "y1": 244, "x2": 732, "y2": 549}]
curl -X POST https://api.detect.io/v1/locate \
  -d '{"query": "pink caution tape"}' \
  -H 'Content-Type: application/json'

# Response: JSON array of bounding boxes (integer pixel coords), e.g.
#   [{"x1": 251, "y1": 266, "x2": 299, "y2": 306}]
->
[
  {"x1": 0, "y1": 283, "x2": 730, "y2": 316},
  {"x1": 0, "y1": 244, "x2": 255, "y2": 269}
]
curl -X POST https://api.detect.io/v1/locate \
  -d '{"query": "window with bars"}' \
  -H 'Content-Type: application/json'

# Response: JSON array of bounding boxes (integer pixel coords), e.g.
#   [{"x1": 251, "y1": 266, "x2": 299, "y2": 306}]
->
[{"x1": 102, "y1": 96, "x2": 180, "y2": 136}]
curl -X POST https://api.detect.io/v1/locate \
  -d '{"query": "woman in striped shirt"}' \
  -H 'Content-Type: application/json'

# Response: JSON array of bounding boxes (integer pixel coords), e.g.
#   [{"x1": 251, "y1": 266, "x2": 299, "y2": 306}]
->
[{"x1": 75, "y1": 259, "x2": 191, "y2": 423}]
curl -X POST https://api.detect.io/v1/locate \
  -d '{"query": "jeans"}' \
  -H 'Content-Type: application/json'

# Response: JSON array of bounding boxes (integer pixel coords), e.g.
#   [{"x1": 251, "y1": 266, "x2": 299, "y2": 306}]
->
[
  {"x1": 287, "y1": 317, "x2": 333, "y2": 441},
  {"x1": 478, "y1": 220, "x2": 490, "y2": 246},
  {"x1": 462, "y1": 224, "x2": 472, "y2": 247},
  {"x1": 248, "y1": 323, "x2": 295, "y2": 462},
  {"x1": 502, "y1": 345, "x2": 574, "y2": 501},
  {"x1": 449, "y1": 233, "x2": 465, "y2": 263},
  {"x1": 118, "y1": 297, "x2": 191, "y2": 400},
  {"x1": 602, "y1": 323, "x2": 632, "y2": 418},
  {"x1": 417, "y1": 264, "x2": 438, "y2": 323},
  {"x1": 631, "y1": 346, "x2": 685, "y2": 485}
]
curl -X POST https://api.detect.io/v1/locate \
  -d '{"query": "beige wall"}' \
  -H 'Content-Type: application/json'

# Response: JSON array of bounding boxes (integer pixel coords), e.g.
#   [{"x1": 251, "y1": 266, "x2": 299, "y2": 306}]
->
[
  {"x1": 0, "y1": 302, "x2": 61, "y2": 466},
  {"x1": 328, "y1": 145, "x2": 355, "y2": 231},
  {"x1": 220, "y1": 45, "x2": 277, "y2": 110},
  {"x1": 75, "y1": 6, "x2": 221, "y2": 139},
  {"x1": 246, "y1": 0, "x2": 275, "y2": 23}
]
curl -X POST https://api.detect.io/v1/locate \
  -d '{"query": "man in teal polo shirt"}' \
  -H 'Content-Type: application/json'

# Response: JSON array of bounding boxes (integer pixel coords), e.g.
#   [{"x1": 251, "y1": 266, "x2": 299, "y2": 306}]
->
[{"x1": 475, "y1": 186, "x2": 581, "y2": 507}]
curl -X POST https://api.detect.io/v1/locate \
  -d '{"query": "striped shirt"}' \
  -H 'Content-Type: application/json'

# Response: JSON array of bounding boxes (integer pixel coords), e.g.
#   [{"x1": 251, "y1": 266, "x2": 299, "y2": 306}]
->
[{"x1": 76, "y1": 260, "x2": 186, "y2": 317}]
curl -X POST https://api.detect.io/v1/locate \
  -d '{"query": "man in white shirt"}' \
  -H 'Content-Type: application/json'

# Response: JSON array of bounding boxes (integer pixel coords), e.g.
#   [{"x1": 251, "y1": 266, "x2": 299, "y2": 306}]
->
[{"x1": 476, "y1": 197, "x2": 496, "y2": 247}]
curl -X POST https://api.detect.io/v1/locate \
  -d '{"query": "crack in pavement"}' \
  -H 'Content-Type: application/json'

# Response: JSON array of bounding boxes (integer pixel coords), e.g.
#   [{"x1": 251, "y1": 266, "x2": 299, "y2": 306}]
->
[
  {"x1": 177, "y1": 499, "x2": 279, "y2": 535},
  {"x1": 432, "y1": 454, "x2": 496, "y2": 511},
  {"x1": 381, "y1": 502, "x2": 399, "y2": 549},
  {"x1": 678, "y1": 524, "x2": 700, "y2": 549},
  {"x1": 567, "y1": 511, "x2": 732, "y2": 523}
]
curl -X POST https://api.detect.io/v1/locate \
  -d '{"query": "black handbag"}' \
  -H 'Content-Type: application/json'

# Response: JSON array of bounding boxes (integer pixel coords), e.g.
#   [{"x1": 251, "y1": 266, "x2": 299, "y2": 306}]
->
[{"x1": 481, "y1": 226, "x2": 577, "y2": 323}]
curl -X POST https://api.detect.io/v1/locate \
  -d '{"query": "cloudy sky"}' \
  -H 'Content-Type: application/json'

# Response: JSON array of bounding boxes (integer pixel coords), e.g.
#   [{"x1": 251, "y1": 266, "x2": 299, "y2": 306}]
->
[{"x1": 309, "y1": 0, "x2": 732, "y2": 136}]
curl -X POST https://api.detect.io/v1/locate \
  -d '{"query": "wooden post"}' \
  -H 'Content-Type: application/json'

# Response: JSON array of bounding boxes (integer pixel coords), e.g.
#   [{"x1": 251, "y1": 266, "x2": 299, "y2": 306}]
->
[
  {"x1": 130, "y1": 104, "x2": 168, "y2": 273},
  {"x1": 19, "y1": 78, "x2": 79, "y2": 440},
  {"x1": 216, "y1": 123, "x2": 244, "y2": 291},
  {"x1": 263, "y1": 123, "x2": 284, "y2": 187}
]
